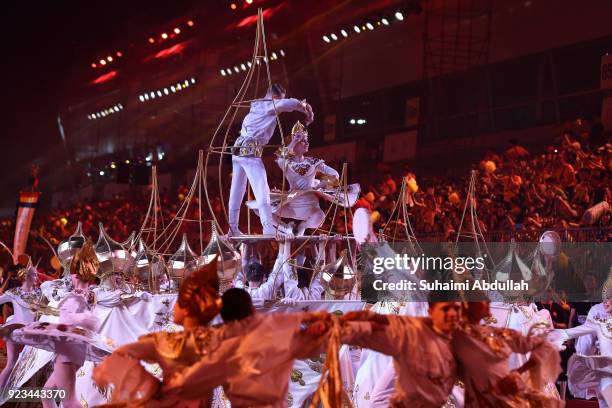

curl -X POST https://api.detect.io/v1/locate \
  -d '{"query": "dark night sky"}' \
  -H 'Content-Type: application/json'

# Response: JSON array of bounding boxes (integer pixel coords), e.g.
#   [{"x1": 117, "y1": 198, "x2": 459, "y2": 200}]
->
[{"x1": 0, "y1": 0, "x2": 202, "y2": 210}]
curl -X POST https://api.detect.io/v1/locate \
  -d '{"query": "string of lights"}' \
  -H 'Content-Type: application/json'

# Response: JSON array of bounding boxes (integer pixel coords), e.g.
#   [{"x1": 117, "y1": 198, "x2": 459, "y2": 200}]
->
[
  {"x1": 138, "y1": 77, "x2": 197, "y2": 103},
  {"x1": 147, "y1": 20, "x2": 195, "y2": 44},
  {"x1": 321, "y1": 4, "x2": 422, "y2": 45},
  {"x1": 88, "y1": 104, "x2": 124, "y2": 120},
  {"x1": 220, "y1": 49, "x2": 285, "y2": 77},
  {"x1": 91, "y1": 51, "x2": 123, "y2": 69}
]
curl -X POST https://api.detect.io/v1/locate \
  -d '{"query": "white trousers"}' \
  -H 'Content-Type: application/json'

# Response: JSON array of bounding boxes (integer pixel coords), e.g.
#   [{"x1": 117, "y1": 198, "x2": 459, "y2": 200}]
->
[{"x1": 228, "y1": 156, "x2": 273, "y2": 229}]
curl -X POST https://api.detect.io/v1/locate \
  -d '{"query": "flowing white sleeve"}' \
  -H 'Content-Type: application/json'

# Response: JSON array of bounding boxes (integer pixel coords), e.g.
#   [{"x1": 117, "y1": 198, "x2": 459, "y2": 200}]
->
[
  {"x1": 272, "y1": 98, "x2": 305, "y2": 114},
  {"x1": 270, "y1": 249, "x2": 285, "y2": 290},
  {"x1": 0, "y1": 293, "x2": 11, "y2": 305},
  {"x1": 317, "y1": 162, "x2": 340, "y2": 179},
  {"x1": 548, "y1": 321, "x2": 597, "y2": 351},
  {"x1": 283, "y1": 262, "x2": 305, "y2": 301},
  {"x1": 564, "y1": 321, "x2": 598, "y2": 340},
  {"x1": 251, "y1": 269, "x2": 281, "y2": 300},
  {"x1": 575, "y1": 305, "x2": 602, "y2": 354},
  {"x1": 502, "y1": 331, "x2": 562, "y2": 389},
  {"x1": 306, "y1": 270, "x2": 324, "y2": 300},
  {"x1": 93, "y1": 288, "x2": 124, "y2": 307}
]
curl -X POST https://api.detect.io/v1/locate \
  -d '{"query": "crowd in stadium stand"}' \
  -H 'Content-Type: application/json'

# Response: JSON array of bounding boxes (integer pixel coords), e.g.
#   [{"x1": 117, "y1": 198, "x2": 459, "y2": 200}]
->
[
  {"x1": 0, "y1": 129, "x2": 609, "y2": 280},
  {"x1": 358, "y1": 132, "x2": 611, "y2": 241}
]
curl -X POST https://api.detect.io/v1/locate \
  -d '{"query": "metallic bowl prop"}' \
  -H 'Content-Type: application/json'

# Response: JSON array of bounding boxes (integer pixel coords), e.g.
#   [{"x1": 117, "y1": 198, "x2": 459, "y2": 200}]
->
[
  {"x1": 167, "y1": 234, "x2": 199, "y2": 286},
  {"x1": 200, "y1": 223, "x2": 240, "y2": 292},
  {"x1": 57, "y1": 221, "x2": 86, "y2": 268},
  {"x1": 121, "y1": 231, "x2": 137, "y2": 258},
  {"x1": 130, "y1": 239, "x2": 167, "y2": 292},
  {"x1": 95, "y1": 223, "x2": 132, "y2": 276},
  {"x1": 320, "y1": 250, "x2": 356, "y2": 298}
]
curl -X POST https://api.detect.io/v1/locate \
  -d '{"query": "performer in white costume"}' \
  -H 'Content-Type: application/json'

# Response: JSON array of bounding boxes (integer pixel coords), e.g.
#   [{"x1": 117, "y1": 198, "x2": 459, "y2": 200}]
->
[
  {"x1": 257, "y1": 121, "x2": 359, "y2": 236},
  {"x1": 0, "y1": 265, "x2": 42, "y2": 390},
  {"x1": 279, "y1": 239, "x2": 324, "y2": 301},
  {"x1": 233, "y1": 243, "x2": 284, "y2": 301},
  {"x1": 11, "y1": 241, "x2": 104, "y2": 408},
  {"x1": 549, "y1": 288, "x2": 612, "y2": 407},
  {"x1": 228, "y1": 84, "x2": 313, "y2": 236}
]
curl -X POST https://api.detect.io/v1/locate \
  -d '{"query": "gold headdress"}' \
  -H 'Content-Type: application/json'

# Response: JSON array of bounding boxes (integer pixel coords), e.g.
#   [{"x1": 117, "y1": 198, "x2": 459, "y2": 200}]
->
[
  {"x1": 291, "y1": 120, "x2": 307, "y2": 136},
  {"x1": 70, "y1": 239, "x2": 99, "y2": 282},
  {"x1": 17, "y1": 267, "x2": 28, "y2": 280},
  {"x1": 17, "y1": 266, "x2": 37, "y2": 281},
  {"x1": 277, "y1": 121, "x2": 309, "y2": 158},
  {"x1": 178, "y1": 257, "x2": 222, "y2": 324}
]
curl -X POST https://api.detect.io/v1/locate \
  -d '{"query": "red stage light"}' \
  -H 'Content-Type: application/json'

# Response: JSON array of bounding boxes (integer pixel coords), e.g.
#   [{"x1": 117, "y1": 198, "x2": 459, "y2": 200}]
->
[
  {"x1": 161, "y1": 33, "x2": 168, "y2": 39},
  {"x1": 100, "y1": 59, "x2": 107, "y2": 65},
  {"x1": 91, "y1": 70, "x2": 118, "y2": 85},
  {"x1": 246, "y1": 0, "x2": 253, "y2": 4},
  {"x1": 148, "y1": 37, "x2": 155, "y2": 43},
  {"x1": 231, "y1": 4, "x2": 284, "y2": 29},
  {"x1": 107, "y1": 56, "x2": 113, "y2": 62},
  {"x1": 150, "y1": 42, "x2": 187, "y2": 60},
  {"x1": 174, "y1": 27, "x2": 180, "y2": 34},
  {"x1": 187, "y1": 20, "x2": 194, "y2": 26},
  {"x1": 91, "y1": 63, "x2": 97, "y2": 68},
  {"x1": 230, "y1": 3, "x2": 237, "y2": 10},
  {"x1": 116, "y1": 51, "x2": 122, "y2": 57}
]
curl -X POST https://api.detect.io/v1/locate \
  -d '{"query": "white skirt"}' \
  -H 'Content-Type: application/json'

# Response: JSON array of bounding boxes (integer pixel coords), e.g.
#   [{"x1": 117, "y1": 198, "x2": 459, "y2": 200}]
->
[
  {"x1": 567, "y1": 353, "x2": 612, "y2": 400},
  {"x1": 10, "y1": 322, "x2": 114, "y2": 366}
]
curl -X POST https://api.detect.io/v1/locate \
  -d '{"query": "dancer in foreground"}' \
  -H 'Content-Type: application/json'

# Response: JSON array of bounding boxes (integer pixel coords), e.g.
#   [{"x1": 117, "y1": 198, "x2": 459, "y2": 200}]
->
[
  {"x1": 453, "y1": 299, "x2": 562, "y2": 407},
  {"x1": 340, "y1": 293, "x2": 462, "y2": 407},
  {"x1": 160, "y1": 288, "x2": 330, "y2": 407},
  {"x1": 228, "y1": 84, "x2": 313, "y2": 237},
  {"x1": 93, "y1": 259, "x2": 226, "y2": 407}
]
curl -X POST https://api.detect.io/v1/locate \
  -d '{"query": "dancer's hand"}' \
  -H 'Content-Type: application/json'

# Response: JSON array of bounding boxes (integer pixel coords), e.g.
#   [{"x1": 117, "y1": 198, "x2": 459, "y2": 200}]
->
[
  {"x1": 278, "y1": 297, "x2": 297, "y2": 307},
  {"x1": 546, "y1": 329, "x2": 569, "y2": 351},
  {"x1": 304, "y1": 103, "x2": 314, "y2": 125},
  {"x1": 303, "y1": 320, "x2": 329, "y2": 337}
]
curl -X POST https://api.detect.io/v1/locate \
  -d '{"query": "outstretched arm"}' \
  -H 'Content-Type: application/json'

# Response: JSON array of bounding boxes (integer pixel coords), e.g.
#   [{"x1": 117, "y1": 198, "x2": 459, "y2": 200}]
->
[
  {"x1": 547, "y1": 319, "x2": 597, "y2": 350},
  {"x1": 339, "y1": 311, "x2": 406, "y2": 357},
  {"x1": 0, "y1": 293, "x2": 11, "y2": 305},
  {"x1": 273, "y1": 99, "x2": 314, "y2": 124},
  {"x1": 113, "y1": 335, "x2": 158, "y2": 362}
]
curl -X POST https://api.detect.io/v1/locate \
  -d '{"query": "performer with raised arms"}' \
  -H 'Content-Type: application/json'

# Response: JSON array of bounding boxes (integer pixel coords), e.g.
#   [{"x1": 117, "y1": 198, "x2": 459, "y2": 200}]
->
[{"x1": 228, "y1": 84, "x2": 313, "y2": 237}]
